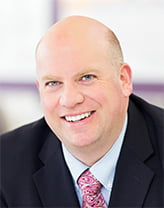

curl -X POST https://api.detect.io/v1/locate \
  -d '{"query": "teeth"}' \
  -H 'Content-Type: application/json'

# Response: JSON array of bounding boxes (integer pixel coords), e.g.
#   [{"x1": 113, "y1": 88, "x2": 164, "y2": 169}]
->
[{"x1": 65, "y1": 112, "x2": 91, "y2": 122}]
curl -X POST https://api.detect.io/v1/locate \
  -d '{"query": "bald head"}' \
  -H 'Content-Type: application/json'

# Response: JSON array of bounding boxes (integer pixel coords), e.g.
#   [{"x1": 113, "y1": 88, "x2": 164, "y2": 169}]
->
[{"x1": 36, "y1": 16, "x2": 124, "y2": 71}]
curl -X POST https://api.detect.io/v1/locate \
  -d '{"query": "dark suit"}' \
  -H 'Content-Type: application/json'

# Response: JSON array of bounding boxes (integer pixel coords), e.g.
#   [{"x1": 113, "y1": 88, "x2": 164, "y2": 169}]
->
[{"x1": 0, "y1": 94, "x2": 163, "y2": 207}]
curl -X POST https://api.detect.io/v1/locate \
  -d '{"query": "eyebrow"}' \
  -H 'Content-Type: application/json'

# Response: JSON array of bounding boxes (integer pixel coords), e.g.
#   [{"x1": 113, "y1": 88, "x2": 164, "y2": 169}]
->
[
  {"x1": 41, "y1": 75, "x2": 61, "y2": 82},
  {"x1": 76, "y1": 68, "x2": 101, "y2": 77}
]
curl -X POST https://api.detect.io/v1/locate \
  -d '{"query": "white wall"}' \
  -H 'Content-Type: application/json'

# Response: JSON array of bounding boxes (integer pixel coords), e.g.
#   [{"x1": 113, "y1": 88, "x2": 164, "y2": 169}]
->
[{"x1": 0, "y1": 0, "x2": 53, "y2": 82}]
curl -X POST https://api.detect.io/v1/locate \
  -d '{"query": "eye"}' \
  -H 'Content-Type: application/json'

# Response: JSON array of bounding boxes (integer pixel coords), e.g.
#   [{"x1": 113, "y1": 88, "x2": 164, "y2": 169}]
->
[
  {"x1": 46, "y1": 81, "x2": 61, "y2": 87},
  {"x1": 81, "y1": 74, "x2": 96, "y2": 81}
]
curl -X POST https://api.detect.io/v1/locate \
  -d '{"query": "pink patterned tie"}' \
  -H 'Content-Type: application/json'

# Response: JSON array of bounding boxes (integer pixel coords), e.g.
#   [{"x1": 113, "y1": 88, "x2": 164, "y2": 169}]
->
[{"x1": 77, "y1": 169, "x2": 108, "y2": 208}]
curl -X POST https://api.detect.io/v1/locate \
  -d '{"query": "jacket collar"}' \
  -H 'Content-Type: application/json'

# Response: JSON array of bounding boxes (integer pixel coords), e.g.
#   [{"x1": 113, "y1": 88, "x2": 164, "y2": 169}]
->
[{"x1": 33, "y1": 130, "x2": 80, "y2": 207}]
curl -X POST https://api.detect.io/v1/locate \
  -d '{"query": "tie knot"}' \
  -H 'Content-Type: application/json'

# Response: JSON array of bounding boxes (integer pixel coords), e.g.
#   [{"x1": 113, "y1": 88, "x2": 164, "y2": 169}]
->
[{"x1": 77, "y1": 170, "x2": 102, "y2": 196}]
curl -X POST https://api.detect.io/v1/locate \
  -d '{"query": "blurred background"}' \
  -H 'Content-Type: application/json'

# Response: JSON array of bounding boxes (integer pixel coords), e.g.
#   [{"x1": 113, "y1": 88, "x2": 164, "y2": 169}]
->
[{"x1": 0, "y1": 0, "x2": 164, "y2": 134}]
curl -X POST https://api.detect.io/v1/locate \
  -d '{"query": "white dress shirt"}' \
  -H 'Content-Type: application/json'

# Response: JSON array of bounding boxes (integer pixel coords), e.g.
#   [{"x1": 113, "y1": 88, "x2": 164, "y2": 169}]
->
[{"x1": 62, "y1": 115, "x2": 127, "y2": 206}]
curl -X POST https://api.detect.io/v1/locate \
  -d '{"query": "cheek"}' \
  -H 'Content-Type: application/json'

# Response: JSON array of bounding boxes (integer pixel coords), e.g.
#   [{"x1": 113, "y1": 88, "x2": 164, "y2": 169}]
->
[
  {"x1": 99, "y1": 86, "x2": 124, "y2": 112},
  {"x1": 96, "y1": 83, "x2": 121, "y2": 103},
  {"x1": 40, "y1": 93, "x2": 57, "y2": 114}
]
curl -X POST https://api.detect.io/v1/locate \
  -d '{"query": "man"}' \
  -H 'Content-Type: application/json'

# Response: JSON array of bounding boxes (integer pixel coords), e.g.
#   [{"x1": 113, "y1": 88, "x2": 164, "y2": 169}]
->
[{"x1": 0, "y1": 16, "x2": 163, "y2": 207}]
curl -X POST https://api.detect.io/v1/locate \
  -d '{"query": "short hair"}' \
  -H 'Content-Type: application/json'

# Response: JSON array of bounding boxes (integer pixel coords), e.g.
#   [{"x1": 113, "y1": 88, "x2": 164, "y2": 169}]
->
[{"x1": 106, "y1": 29, "x2": 124, "y2": 70}]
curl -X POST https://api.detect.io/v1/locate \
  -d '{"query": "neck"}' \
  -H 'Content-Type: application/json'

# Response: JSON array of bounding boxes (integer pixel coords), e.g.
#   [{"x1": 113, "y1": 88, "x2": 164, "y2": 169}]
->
[{"x1": 65, "y1": 136, "x2": 117, "y2": 166}]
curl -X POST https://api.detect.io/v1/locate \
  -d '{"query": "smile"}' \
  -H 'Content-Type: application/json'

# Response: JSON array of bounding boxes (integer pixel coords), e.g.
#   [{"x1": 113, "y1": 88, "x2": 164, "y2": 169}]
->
[{"x1": 64, "y1": 111, "x2": 93, "y2": 122}]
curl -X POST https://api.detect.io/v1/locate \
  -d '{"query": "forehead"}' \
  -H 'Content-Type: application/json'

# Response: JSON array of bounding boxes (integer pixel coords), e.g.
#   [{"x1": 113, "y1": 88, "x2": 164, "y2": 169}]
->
[
  {"x1": 36, "y1": 21, "x2": 113, "y2": 79},
  {"x1": 36, "y1": 41, "x2": 112, "y2": 80}
]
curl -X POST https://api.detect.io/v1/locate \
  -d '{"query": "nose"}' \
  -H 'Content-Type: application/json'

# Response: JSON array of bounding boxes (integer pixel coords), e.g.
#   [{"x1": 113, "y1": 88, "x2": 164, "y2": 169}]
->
[{"x1": 59, "y1": 84, "x2": 85, "y2": 108}]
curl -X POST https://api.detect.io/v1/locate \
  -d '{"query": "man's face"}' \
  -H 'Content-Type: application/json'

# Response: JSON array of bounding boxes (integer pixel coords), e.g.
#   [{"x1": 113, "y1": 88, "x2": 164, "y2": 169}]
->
[{"x1": 36, "y1": 35, "x2": 132, "y2": 153}]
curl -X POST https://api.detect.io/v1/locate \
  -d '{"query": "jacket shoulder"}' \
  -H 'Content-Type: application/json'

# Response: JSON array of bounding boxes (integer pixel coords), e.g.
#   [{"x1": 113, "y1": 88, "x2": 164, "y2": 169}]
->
[
  {"x1": 130, "y1": 94, "x2": 164, "y2": 124},
  {"x1": 0, "y1": 118, "x2": 51, "y2": 155},
  {"x1": 1, "y1": 118, "x2": 47, "y2": 139}
]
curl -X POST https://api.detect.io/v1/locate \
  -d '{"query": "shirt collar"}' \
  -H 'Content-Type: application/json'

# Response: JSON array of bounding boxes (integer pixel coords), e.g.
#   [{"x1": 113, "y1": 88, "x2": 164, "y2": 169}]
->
[
  {"x1": 62, "y1": 114, "x2": 128, "y2": 191},
  {"x1": 62, "y1": 144, "x2": 88, "y2": 187}
]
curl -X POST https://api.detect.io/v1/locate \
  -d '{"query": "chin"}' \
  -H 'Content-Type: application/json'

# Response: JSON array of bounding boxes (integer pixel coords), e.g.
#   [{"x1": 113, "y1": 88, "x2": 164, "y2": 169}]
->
[{"x1": 70, "y1": 136, "x2": 97, "y2": 148}]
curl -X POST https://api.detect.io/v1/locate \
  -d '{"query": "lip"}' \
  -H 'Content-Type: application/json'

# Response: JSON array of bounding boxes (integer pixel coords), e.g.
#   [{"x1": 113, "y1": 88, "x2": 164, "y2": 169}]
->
[
  {"x1": 61, "y1": 111, "x2": 93, "y2": 118},
  {"x1": 60, "y1": 110, "x2": 95, "y2": 126},
  {"x1": 61, "y1": 110, "x2": 94, "y2": 117}
]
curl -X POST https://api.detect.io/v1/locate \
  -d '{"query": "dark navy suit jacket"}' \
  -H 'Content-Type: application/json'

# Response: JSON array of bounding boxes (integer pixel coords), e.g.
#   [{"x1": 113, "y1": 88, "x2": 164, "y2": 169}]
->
[{"x1": 0, "y1": 94, "x2": 164, "y2": 207}]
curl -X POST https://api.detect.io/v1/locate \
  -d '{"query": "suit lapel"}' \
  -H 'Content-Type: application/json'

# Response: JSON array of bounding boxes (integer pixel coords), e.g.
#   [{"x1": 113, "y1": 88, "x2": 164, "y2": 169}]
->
[
  {"x1": 109, "y1": 146, "x2": 154, "y2": 207},
  {"x1": 110, "y1": 100, "x2": 154, "y2": 207},
  {"x1": 33, "y1": 131, "x2": 80, "y2": 207}
]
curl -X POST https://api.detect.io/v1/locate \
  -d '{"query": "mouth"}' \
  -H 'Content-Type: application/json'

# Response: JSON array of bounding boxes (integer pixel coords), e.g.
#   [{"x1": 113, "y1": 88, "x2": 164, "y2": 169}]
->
[{"x1": 62, "y1": 111, "x2": 94, "y2": 122}]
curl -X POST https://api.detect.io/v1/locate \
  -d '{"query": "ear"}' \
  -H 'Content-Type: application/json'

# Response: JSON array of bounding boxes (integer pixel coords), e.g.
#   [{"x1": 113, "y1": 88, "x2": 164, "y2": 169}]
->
[
  {"x1": 119, "y1": 63, "x2": 133, "y2": 97},
  {"x1": 36, "y1": 80, "x2": 40, "y2": 89}
]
